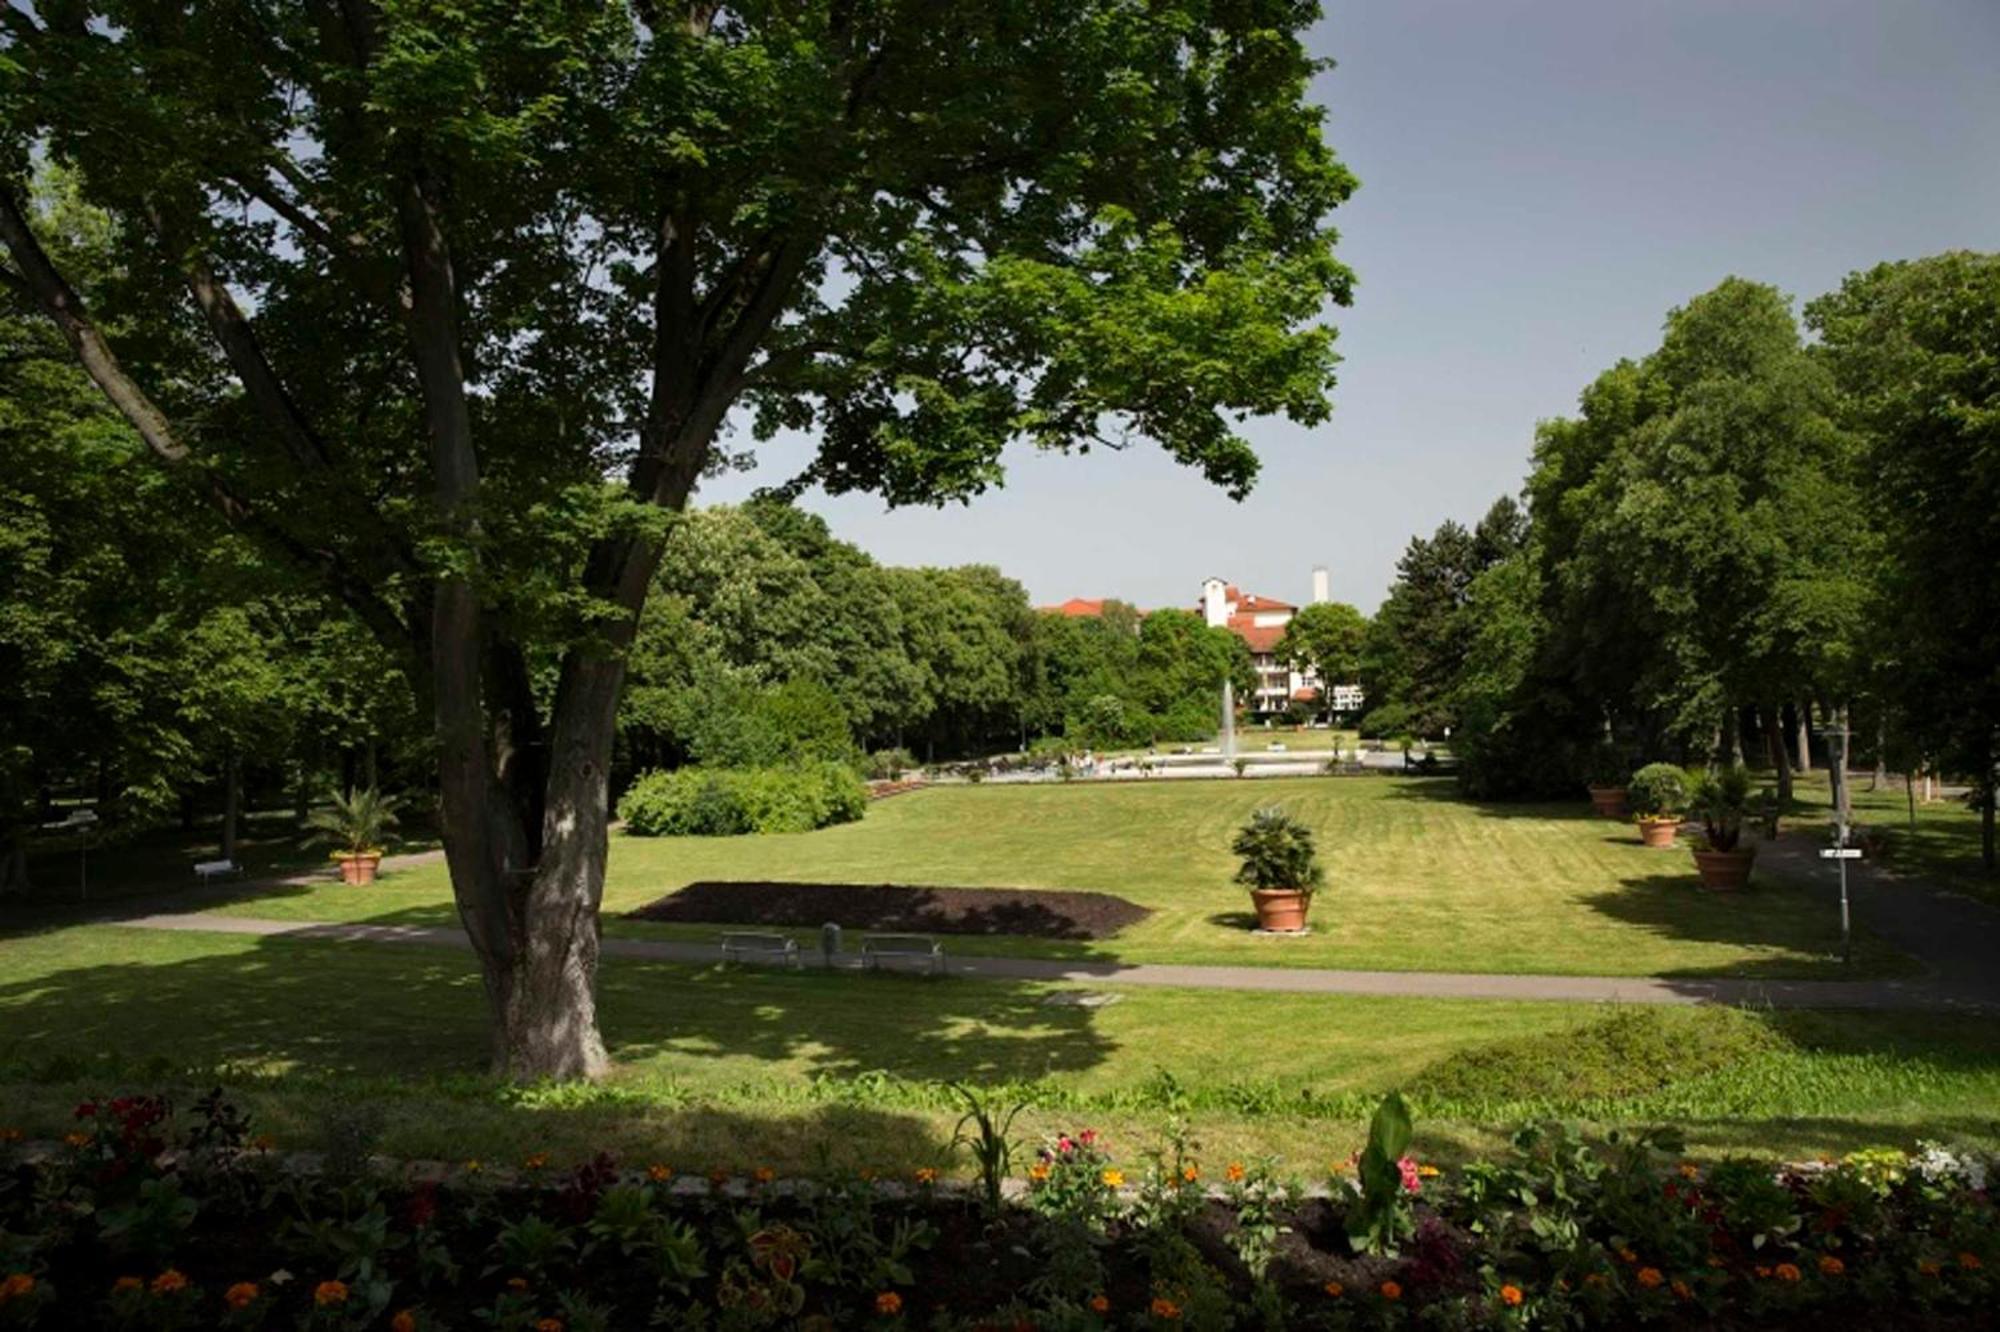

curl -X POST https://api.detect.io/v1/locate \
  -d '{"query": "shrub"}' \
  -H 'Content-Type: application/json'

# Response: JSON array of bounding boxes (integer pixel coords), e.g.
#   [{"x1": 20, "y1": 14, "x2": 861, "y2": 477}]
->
[
  {"x1": 1230, "y1": 807, "x2": 1324, "y2": 894},
  {"x1": 863, "y1": 748, "x2": 917, "y2": 780},
  {"x1": 1689, "y1": 764, "x2": 1754, "y2": 851},
  {"x1": 1626, "y1": 762, "x2": 1690, "y2": 819},
  {"x1": 617, "y1": 762, "x2": 864, "y2": 836},
  {"x1": 1357, "y1": 700, "x2": 1416, "y2": 740}
]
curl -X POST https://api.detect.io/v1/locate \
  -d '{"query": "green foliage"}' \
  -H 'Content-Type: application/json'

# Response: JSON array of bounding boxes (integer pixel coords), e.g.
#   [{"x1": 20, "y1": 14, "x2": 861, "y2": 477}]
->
[
  {"x1": 1689, "y1": 765, "x2": 1754, "y2": 851},
  {"x1": 1626, "y1": 763, "x2": 1689, "y2": 819},
  {"x1": 1346, "y1": 1092, "x2": 1417, "y2": 1257},
  {"x1": 302, "y1": 787, "x2": 403, "y2": 858},
  {"x1": 949, "y1": 1083, "x2": 1027, "y2": 1218},
  {"x1": 616, "y1": 763, "x2": 866, "y2": 838},
  {"x1": 1229, "y1": 807, "x2": 1323, "y2": 894},
  {"x1": 1274, "y1": 600, "x2": 1369, "y2": 689}
]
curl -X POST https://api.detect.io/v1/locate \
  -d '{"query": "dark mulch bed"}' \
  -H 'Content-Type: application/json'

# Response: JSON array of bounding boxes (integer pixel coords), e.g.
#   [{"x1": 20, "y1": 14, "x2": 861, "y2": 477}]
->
[{"x1": 627, "y1": 880, "x2": 1151, "y2": 940}]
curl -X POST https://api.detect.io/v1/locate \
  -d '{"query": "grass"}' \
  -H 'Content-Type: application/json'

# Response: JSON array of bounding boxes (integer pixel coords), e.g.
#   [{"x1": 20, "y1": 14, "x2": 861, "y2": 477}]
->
[
  {"x1": 0, "y1": 924, "x2": 1993, "y2": 1174},
  {"x1": 199, "y1": 776, "x2": 1906, "y2": 980}
]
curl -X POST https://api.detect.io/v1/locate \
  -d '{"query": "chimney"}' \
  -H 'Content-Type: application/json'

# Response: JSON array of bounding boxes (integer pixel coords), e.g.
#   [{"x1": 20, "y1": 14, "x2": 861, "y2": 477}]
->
[
  {"x1": 1201, "y1": 577, "x2": 1228, "y2": 627},
  {"x1": 1311, "y1": 566, "x2": 1330, "y2": 605}
]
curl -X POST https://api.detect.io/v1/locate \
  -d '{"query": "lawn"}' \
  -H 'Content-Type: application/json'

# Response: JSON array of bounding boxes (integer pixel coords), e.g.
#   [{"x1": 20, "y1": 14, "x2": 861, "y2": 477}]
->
[
  {"x1": 1, "y1": 925, "x2": 1994, "y2": 1173},
  {"x1": 203, "y1": 776, "x2": 1904, "y2": 980}
]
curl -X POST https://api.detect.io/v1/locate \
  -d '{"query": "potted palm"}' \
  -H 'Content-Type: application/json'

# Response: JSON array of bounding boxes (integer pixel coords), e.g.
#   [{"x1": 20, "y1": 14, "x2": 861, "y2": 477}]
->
[
  {"x1": 1626, "y1": 763, "x2": 1688, "y2": 849},
  {"x1": 305, "y1": 786, "x2": 401, "y2": 885},
  {"x1": 1583, "y1": 743, "x2": 1629, "y2": 818},
  {"x1": 1233, "y1": 806, "x2": 1323, "y2": 933},
  {"x1": 1688, "y1": 765, "x2": 1755, "y2": 889}
]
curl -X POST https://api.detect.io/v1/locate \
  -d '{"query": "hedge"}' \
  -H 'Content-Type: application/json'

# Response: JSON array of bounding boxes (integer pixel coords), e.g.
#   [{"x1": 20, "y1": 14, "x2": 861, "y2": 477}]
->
[{"x1": 616, "y1": 761, "x2": 867, "y2": 836}]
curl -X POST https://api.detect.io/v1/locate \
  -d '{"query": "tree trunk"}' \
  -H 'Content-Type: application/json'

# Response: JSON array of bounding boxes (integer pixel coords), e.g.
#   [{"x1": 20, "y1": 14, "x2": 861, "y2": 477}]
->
[
  {"x1": 1794, "y1": 702, "x2": 1813, "y2": 774},
  {"x1": 1765, "y1": 703, "x2": 1793, "y2": 802},
  {"x1": 1871, "y1": 718, "x2": 1887, "y2": 790},
  {"x1": 0, "y1": 829, "x2": 28, "y2": 896},
  {"x1": 220, "y1": 743, "x2": 242, "y2": 863}
]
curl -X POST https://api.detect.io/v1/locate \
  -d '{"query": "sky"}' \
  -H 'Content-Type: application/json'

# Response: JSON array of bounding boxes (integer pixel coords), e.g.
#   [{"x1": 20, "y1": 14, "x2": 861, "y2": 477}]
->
[{"x1": 699, "y1": 0, "x2": 2000, "y2": 614}]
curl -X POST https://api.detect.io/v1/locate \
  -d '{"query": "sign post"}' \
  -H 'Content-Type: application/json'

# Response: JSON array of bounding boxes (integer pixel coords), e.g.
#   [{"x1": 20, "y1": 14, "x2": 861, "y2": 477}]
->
[
  {"x1": 1814, "y1": 716, "x2": 1856, "y2": 966},
  {"x1": 62, "y1": 808, "x2": 98, "y2": 903}
]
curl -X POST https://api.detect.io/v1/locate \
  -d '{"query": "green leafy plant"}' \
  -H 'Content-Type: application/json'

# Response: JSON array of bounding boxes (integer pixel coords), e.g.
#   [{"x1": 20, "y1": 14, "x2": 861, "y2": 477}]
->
[
  {"x1": 302, "y1": 786, "x2": 401, "y2": 859},
  {"x1": 1230, "y1": 807, "x2": 1324, "y2": 894},
  {"x1": 1626, "y1": 763, "x2": 1689, "y2": 820},
  {"x1": 1346, "y1": 1092, "x2": 1417, "y2": 1257},
  {"x1": 1689, "y1": 765, "x2": 1753, "y2": 851},
  {"x1": 949, "y1": 1083, "x2": 1026, "y2": 1218}
]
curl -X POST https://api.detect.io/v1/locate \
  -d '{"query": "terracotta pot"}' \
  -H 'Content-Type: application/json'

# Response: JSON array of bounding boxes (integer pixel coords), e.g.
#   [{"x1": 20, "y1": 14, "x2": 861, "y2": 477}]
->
[
  {"x1": 338, "y1": 853, "x2": 382, "y2": 886},
  {"x1": 1637, "y1": 816, "x2": 1680, "y2": 849},
  {"x1": 1692, "y1": 847, "x2": 1755, "y2": 890},
  {"x1": 1587, "y1": 786, "x2": 1628, "y2": 819},
  {"x1": 1249, "y1": 888, "x2": 1312, "y2": 933}
]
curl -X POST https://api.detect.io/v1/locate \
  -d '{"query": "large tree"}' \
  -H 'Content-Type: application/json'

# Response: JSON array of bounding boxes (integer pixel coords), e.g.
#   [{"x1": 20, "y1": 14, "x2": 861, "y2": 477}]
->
[{"x1": 0, "y1": 1, "x2": 1356, "y2": 1076}]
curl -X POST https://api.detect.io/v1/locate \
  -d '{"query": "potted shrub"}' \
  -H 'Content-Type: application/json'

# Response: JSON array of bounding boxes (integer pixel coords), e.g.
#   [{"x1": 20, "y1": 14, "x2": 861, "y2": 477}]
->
[
  {"x1": 1688, "y1": 765, "x2": 1755, "y2": 889},
  {"x1": 1583, "y1": 743, "x2": 1629, "y2": 818},
  {"x1": 1626, "y1": 763, "x2": 1687, "y2": 848},
  {"x1": 1232, "y1": 806, "x2": 1323, "y2": 933},
  {"x1": 305, "y1": 786, "x2": 401, "y2": 885}
]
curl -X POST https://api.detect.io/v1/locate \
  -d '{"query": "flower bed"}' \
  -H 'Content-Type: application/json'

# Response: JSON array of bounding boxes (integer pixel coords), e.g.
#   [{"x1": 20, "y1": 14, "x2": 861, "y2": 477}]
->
[{"x1": 0, "y1": 1094, "x2": 1994, "y2": 1329}]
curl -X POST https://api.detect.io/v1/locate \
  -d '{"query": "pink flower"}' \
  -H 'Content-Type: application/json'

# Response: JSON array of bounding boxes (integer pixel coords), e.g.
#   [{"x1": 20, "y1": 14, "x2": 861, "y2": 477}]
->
[
  {"x1": 1057, "y1": 1136, "x2": 1075, "y2": 1155},
  {"x1": 1078, "y1": 1129, "x2": 1098, "y2": 1146},
  {"x1": 1397, "y1": 1156, "x2": 1423, "y2": 1195}
]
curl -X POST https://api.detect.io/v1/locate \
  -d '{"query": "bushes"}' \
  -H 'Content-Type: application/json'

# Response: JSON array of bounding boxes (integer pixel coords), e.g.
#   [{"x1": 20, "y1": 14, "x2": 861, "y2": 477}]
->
[
  {"x1": 1627, "y1": 762, "x2": 1690, "y2": 818},
  {"x1": 617, "y1": 761, "x2": 865, "y2": 836}
]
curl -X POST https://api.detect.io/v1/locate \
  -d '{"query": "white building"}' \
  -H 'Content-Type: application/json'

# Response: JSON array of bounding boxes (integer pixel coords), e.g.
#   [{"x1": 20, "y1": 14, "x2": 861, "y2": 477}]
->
[{"x1": 1199, "y1": 569, "x2": 1365, "y2": 718}]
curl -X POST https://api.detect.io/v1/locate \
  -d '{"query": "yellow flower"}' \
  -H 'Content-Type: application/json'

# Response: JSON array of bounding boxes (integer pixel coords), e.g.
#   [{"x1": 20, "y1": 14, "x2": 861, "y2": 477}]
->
[
  {"x1": 507, "y1": 1277, "x2": 531, "y2": 1294},
  {"x1": 392, "y1": 1312, "x2": 419, "y2": 1332},
  {"x1": 1323, "y1": 1281, "x2": 1343, "y2": 1298},
  {"x1": 223, "y1": 1281, "x2": 259, "y2": 1310},
  {"x1": 1499, "y1": 1283, "x2": 1523, "y2": 1306},
  {"x1": 314, "y1": 1279, "x2": 350, "y2": 1306},
  {"x1": 1819, "y1": 1255, "x2": 1844, "y2": 1276},
  {"x1": 1226, "y1": 1161, "x2": 1245, "y2": 1183},
  {"x1": 647, "y1": 1163, "x2": 673, "y2": 1183},
  {"x1": 1379, "y1": 1280, "x2": 1403, "y2": 1301},
  {"x1": 1028, "y1": 1162, "x2": 1051, "y2": 1182},
  {"x1": 1918, "y1": 1260, "x2": 1941, "y2": 1277},
  {"x1": 1101, "y1": 1168, "x2": 1125, "y2": 1188},
  {"x1": 1150, "y1": 1296, "x2": 1182, "y2": 1319},
  {"x1": 63, "y1": 1132, "x2": 90, "y2": 1148},
  {"x1": 753, "y1": 1166, "x2": 776, "y2": 1184},
  {"x1": 1636, "y1": 1267, "x2": 1663, "y2": 1289},
  {"x1": 151, "y1": 1270, "x2": 190, "y2": 1296},
  {"x1": 0, "y1": 1273, "x2": 34, "y2": 1301},
  {"x1": 463, "y1": 1158, "x2": 483, "y2": 1173},
  {"x1": 875, "y1": 1290, "x2": 903, "y2": 1315},
  {"x1": 1773, "y1": 1263, "x2": 1802, "y2": 1283},
  {"x1": 1678, "y1": 1162, "x2": 1700, "y2": 1179},
  {"x1": 1417, "y1": 1163, "x2": 1441, "y2": 1178},
  {"x1": 914, "y1": 1167, "x2": 938, "y2": 1184}
]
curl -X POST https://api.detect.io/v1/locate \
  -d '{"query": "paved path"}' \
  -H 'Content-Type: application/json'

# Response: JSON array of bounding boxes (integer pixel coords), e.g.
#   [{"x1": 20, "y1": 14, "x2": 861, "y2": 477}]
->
[{"x1": 117, "y1": 910, "x2": 1995, "y2": 1012}]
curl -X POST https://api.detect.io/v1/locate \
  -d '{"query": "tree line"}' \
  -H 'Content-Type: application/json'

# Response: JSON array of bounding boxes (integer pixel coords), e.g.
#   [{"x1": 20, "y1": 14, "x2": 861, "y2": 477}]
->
[{"x1": 1356, "y1": 259, "x2": 1999, "y2": 870}]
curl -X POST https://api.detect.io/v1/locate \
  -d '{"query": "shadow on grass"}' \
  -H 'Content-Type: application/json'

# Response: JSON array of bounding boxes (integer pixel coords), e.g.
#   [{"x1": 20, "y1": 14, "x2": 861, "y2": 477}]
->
[{"x1": 1378, "y1": 777, "x2": 1602, "y2": 821}]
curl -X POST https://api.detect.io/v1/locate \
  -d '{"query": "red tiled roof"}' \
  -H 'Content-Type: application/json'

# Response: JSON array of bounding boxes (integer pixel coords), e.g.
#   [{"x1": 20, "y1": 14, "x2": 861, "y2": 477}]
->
[
  {"x1": 1040, "y1": 597, "x2": 1109, "y2": 618},
  {"x1": 1232, "y1": 620, "x2": 1286, "y2": 654}
]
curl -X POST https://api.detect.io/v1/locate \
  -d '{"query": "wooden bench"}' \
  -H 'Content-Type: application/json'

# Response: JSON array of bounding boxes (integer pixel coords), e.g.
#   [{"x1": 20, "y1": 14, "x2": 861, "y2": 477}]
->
[
  {"x1": 192, "y1": 859, "x2": 242, "y2": 884},
  {"x1": 860, "y1": 933, "x2": 945, "y2": 976},
  {"x1": 719, "y1": 931, "x2": 801, "y2": 969}
]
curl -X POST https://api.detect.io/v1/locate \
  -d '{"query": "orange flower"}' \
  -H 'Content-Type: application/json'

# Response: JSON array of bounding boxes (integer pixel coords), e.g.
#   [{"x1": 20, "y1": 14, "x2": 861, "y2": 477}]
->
[
  {"x1": 1616, "y1": 1247, "x2": 1638, "y2": 1265},
  {"x1": 1636, "y1": 1267, "x2": 1663, "y2": 1289},
  {"x1": 1226, "y1": 1162, "x2": 1246, "y2": 1183},
  {"x1": 1379, "y1": 1280, "x2": 1403, "y2": 1301},
  {"x1": 914, "y1": 1167, "x2": 938, "y2": 1185},
  {"x1": 1918, "y1": 1260, "x2": 1942, "y2": 1277},
  {"x1": 1323, "y1": 1281, "x2": 1343, "y2": 1298},
  {"x1": 63, "y1": 1132, "x2": 90, "y2": 1148},
  {"x1": 1754, "y1": 1266, "x2": 1772, "y2": 1279},
  {"x1": 647, "y1": 1163, "x2": 673, "y2": 1183},
  {"x1": 1101, "y1": 1169, "x2": 1125, "y2": 1188},
  {"x1": 250, "y1": 1134, "x2": 276, "y2": 1152},
  {"x1": 1670, "y1": 1279, "x2": 1693, "y2": 1301},
  {"x1": 223, "y1": 1281, "x2": 259, "y2": 1310},
  {"x1": 1089, "y1": 1294, "x2": 1111, "y2": 1313},
  {"x1": 1773, "y1": 1263, "x2": 1802, "y2": 1283},
  {"x1": 1180, "y1": 1164, "x2": 1200, "y2": 1183},
  {"x1": 392, "y1": 1312, "x2": 419, "y2": 1332},
  {"x1": 709, "y1": 1167, "x2": 731, "y2": 1185},
  {"x1": 535, "y1": 1320, "x2": 564, "y2": 1332},
  {"x1": 753, "y1": 1166, "x2": 776, "y2": 1184},
  {"x1": 1149, "y1": 1296, "x2": 1181, "y2": 1319},
  {"x1": 1499, "y1": 1284, "x2": 1523, "y2": 1307},
  {"x1": 0, "y1": 1273, "x2": 34, "y2": 1301},
  {"x1": 522, "y1": 1153, "x2": 549, "y2": 1170},
  {"x1": 1678, "y1": 1162, "x2": 1700, "y2": 1180},
  {"x1": 1959, "y1": 1252, "x2": 1984, "y2": 1271},
  {"x1": 112, "y1": 1276, "x2": 143, "y2": 1294},
  {"x1": 0, "y1": 1128, "x2": 21, "y2": 1143},
  {"x1": 875, "y1": 1290, "x2": 903, "y2": 1315},
  {"x1": 1818, "y1": 1255, "x2": 1844, "y2": 1277},
  {"x1": 314, "y1": 1279, "x2": 350, "y2": 1306},
  {"x1": 1028, "y1": 1162, "x2": 1051, "y2": 1182},
  {"x1": 151, "y1": 1270, "x2": 190, "y2": 1296},
  {"x1": 507, "y1": 1277, "x2": 531, "y2": 1294}
]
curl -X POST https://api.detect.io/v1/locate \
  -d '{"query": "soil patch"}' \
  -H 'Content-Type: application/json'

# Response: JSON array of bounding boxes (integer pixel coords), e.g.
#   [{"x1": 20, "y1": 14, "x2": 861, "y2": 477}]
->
[{"x1": 627, "y1": 881, "x2": 1150, "y2": 940}]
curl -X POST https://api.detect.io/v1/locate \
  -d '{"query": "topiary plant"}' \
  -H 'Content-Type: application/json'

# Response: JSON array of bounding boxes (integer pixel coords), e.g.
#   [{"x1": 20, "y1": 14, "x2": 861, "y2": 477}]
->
[
  {"x1": 1231, "y1": 807, "x2": 1325, "y2": 894},
  {"x1": 1626, "y1": 763, "x2": 1690, "y2": 820}
]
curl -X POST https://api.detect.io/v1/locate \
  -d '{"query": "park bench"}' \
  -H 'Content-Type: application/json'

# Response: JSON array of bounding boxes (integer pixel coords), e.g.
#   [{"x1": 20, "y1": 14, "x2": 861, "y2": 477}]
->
[
  {"x1": 719, "y1": 931, "x2": 802, "y2": 969},
  {"x1": 192, "y1": 859, "x2": 242, "y2": 884},
  {"x1": 860, "y1": 933, "x2": 946, "y2": 975}
]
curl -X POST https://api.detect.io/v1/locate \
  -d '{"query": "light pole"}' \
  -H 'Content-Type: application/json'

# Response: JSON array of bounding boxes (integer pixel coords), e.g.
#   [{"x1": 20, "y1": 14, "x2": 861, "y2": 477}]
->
[{"x1": 1814, "y1": 717, "x2": 1857, "y2": 966}]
